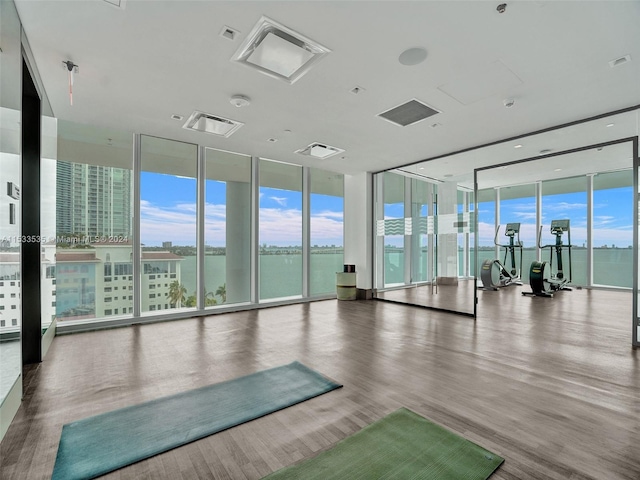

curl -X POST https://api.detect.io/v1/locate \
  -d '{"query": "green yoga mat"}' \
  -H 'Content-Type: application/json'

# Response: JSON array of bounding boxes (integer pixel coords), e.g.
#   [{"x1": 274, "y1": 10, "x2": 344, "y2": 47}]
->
[
  {"x1": 52, "y1": 361, "x2": 341, "y2": 480},
  {"x1": 263, "y1": 407, "x2": 504, "y2": 480}
]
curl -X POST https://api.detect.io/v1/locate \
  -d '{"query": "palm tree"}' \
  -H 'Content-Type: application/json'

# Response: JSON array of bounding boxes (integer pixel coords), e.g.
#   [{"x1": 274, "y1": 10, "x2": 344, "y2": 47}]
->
[
  {"x1": 167, "y1": 280, "x2": 187, "y2": 308},
  {"x1": 205, "y1": 289, "x2": 218, "y2": 307},
  {"x1": 215, "y1": 283, "x2": 227, "y2": 303}
]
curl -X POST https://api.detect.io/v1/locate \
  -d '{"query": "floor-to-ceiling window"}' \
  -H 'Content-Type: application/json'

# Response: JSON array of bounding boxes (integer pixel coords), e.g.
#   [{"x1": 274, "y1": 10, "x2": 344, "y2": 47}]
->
[
  {"x1": 593, "y1": 170, "x2": 633, "y2": 288},
  {"x1": 204, "y1": 148, "x2": 252, "y2": 306},
  {"x1": 499, "y1": 184, "x2": 537, "y2": 282},
  {"x1": 541, "y1": 176, "x2": 587, "y2": 286},
  {"x1": 309, "y1": 168, "x2": 344, "y2": 296},
  {"x1": 381, "y1": 171, "x2": 405, "y2": 286},
  {"x1": 140, "y1": 135, "x2": 197, "y2": 313},
  {"x1": 410, "y1": 178, "x2": 431, "y2": 283},
  {"x1": 56, "y1": 121, "x2": 134, "y2": 321},
  {"x1": 259, "y1": 159, "x2": 302, "y2": 301}
]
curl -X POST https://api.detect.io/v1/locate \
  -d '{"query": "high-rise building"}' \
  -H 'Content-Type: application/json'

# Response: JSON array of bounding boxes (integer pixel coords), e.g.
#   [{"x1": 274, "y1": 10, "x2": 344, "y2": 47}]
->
[{"x1": 56, "y1": 161, "x2": 132, "y2": 237}]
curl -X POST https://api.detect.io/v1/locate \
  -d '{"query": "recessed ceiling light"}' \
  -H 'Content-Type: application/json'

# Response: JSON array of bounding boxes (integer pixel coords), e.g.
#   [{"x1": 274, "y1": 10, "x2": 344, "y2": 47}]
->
[
  {"x1": 231, "y1": 16, "x2": 331, "y2": 84},
  {"x1": 554, "y1": 168, "x2": 562, "y2": 172},
  {"x1": 398, "y1": 47, "x2": 427, "y2": 66},
  {"x1": 514, "y1": 144, "x2": 523, "y2": 148},
  {"x1": 606, "y1": 123, "x2": 615, "y2": 127}
]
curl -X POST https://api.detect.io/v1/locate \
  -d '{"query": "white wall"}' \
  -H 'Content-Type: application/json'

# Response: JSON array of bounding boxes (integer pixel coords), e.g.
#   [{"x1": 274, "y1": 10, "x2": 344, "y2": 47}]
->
[{"x1": 343, "y1": 172, "x2": 373, "y2": 290}]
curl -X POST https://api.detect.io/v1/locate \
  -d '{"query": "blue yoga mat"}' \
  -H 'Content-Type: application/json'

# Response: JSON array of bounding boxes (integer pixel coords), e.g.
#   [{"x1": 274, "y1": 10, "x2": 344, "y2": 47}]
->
[{"x1": 52, "y1": 361, "x2": 342, "y2": 480}]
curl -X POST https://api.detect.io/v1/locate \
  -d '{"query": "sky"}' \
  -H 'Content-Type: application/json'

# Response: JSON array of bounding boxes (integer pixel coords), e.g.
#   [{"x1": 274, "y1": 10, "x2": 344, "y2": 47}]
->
[
  {"x1": 140, "y1": 172, "x2": 344, "y2": 247},
  {"x1": 382, "y1": 187, "x2": 633, "y2": 249}
]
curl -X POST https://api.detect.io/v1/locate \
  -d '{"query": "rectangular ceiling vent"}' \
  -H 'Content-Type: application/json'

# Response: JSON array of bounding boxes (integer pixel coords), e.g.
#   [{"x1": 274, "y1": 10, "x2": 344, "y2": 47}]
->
[
  {"x1": 102, "y1": 0, "x2": 126, "y2": 9},
  {"x1": 609, "y1": 54, "x2": 631, "y2": 68},
  {"x1": 377, "y1": 99, "x2": 440, "y2": 127},
  {"x1": 231, "y1": 16, "x2": 331, "y2": 84},
  {"x1": 182, "y1": 111, "x2": 243, "y2": 138},
  {"x1": 295, "y1": 142, "x2": 344, "y2": 159}
]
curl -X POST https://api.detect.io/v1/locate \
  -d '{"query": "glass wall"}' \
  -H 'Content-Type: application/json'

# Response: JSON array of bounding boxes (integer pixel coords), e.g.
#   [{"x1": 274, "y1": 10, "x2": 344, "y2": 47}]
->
[
  {"x1": 41, "y1": 119, "x2": 57, "y2": 332},
  {"x1": 499, "y1": 184, "x2": 537, "y2": 282},
  {"x1": 0, "y1": 0, "x2": 23, "y2": 414},
  {"x1": 56, "y1": 121, "x2": 134, "y2": 321},
  {"x1": 204, "y1": 148, "x2": 252, "y2": 306},
  {"x1": 50, "y1": 127, "x2": 343, "y2": 330},
  {"x1": 382, "y1": 172, "x2": 405, "y2": 286},
  {"x1": 592, "y1": 170, "x2": 633, "y2": 287},
  {"x1": 410, "y1": 178, "x2": 431, "y2": 283},
  {"x1": 374, "y1": 171, "x2": 475, "y2": 315},
  {"x1": 476, "y1": 143, "x2": 633, "y2": 292},
  {"x1": 541, "y1": 176, "x2": 587, "y2": 286},
  {"x1": 140, "y1": 135, "x2": 197, "y2": 313},
  {"x1": 259, "y1": 159, "x2": 302, "y2": 301},
  {"x1": 310, "y1": 168, "x2": 344, "y2": 296},
  {"x1": 476, "y1": 188, "x2": 496, "y2": 274}
]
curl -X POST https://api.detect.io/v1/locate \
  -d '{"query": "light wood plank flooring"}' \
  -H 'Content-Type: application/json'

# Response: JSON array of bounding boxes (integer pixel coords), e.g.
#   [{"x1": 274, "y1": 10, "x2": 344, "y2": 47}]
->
[{"x1": 1, "y1": 288, "x2": 639, "y2": 479}]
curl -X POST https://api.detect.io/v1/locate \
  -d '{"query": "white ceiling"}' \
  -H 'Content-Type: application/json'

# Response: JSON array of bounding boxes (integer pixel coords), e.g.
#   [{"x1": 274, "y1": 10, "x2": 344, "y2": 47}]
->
[{"x1": 14, "y1": 0, "x2": 640, "y2": 177}]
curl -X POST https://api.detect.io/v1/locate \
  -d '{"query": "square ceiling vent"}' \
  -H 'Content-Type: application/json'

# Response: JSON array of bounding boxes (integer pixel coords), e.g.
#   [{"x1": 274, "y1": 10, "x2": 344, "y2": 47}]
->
[
  {"x1": 182, "y1": 111, "x2": 243, "y2": 137},
  {"x1": 231, "y1": 16, "x2": 331, "y2": 84},
  {"x1": 295, "y1": 142, "x2": 344, "y2": 159},
  {"x1": 378, "y1": 99, "x2": 440, "y2": 127}
]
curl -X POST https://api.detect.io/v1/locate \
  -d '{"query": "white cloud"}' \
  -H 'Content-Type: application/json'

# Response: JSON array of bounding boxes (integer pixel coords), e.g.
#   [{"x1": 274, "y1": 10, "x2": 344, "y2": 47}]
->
[{"x1": 270, "y1": 196, "x2": 287, "y2": 206}]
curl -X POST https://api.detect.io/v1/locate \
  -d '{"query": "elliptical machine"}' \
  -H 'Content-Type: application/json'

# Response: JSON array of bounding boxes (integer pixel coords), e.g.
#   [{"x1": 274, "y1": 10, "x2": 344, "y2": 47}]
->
[
  {"x1": 523, "y1": 219, "x2": 572, "y2": 297},
  {"x1": 480, "y1": 223, "x2": 523, "y2": 290}
]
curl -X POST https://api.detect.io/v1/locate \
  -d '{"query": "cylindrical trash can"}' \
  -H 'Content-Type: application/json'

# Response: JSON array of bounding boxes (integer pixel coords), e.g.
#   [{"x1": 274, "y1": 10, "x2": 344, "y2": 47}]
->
[{"x1": 336, "y1": 272, "x2": 356, "y2": 300}]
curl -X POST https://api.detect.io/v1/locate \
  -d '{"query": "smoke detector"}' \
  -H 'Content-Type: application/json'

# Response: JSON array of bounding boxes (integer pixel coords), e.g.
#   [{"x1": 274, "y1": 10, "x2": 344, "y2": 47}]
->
[{"x1": 230, "y1": 95, "x2": 251, "y2": 107}]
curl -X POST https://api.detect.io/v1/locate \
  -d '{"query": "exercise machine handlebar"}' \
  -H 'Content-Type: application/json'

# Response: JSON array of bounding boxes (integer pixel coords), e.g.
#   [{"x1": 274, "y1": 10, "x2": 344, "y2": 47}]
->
[{"x1": 495, "y1": 222, "x2": 523, "y2": 248}]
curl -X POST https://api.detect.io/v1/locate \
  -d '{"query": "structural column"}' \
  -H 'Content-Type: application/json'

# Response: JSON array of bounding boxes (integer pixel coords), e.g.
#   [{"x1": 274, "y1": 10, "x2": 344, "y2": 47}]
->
[
  {"x1": 226, "y1": 180, "x2": 251, "y2": 304},
  {"x1": 344, "y1": 172, "x2": 373, "y2": 298}
]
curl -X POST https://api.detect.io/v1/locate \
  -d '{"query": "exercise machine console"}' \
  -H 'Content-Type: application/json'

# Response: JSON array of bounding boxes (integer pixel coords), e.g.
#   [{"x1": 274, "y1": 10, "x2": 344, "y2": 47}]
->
[
  {"x1": 523, "y1": 219, "x2": 572, "y2": 297},
  {"x1": 480, "y1": 223, "x2": 523, "y2": 290}
]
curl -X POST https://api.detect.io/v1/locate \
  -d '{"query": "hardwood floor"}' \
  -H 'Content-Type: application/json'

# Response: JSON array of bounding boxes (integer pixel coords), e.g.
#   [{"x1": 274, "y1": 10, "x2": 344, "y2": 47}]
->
[{"x1": 1, "y1": 288, "x2": 639, "y2": 479}]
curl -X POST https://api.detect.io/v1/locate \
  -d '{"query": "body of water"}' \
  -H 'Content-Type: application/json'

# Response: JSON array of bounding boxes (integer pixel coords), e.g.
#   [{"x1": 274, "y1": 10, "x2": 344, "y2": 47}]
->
[
  {"x1": 383, "y1": 248, "x2": 633, "y2": 288},
  {"x1": 180, "y1": 253, "x2": 344, "y2": 301}
]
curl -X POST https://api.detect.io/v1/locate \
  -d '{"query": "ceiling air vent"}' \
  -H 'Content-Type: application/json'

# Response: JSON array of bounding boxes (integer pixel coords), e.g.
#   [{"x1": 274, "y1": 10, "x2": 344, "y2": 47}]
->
[
  {"x1": 182, "y1": 111, "x2": 243, "y2": 137},
  {"x1": 231, "y1": 16, "x2": 331, "y2": 84},
  {"x1": 378, "y1": 99, "x2": 440, "y2": 127},
  {"x1": 608, "y1": 54, "x2": 631, "y2": 68},
  {"x1": 295, "y1": 142, "x2": 344, "y2": 159}
]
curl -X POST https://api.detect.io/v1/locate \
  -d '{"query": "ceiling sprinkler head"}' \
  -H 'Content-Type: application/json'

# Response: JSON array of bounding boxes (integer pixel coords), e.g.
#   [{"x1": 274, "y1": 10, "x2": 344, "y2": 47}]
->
[
  {"x1": 503, "y1": 98, "x2": 515, "y2": 108},
  {"x1": 497, "y1": 3, "x2": 507, "y2": 13}
]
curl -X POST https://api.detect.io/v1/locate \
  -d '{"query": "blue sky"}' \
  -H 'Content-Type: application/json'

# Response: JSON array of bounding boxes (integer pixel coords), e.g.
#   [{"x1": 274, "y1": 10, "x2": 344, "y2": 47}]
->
[
  {"x1": 140, "y1": 173, "x2": 344, "y2": 247},
  {"x1": 383, "y1": 187, "x2": 633, "y2": 249}
]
